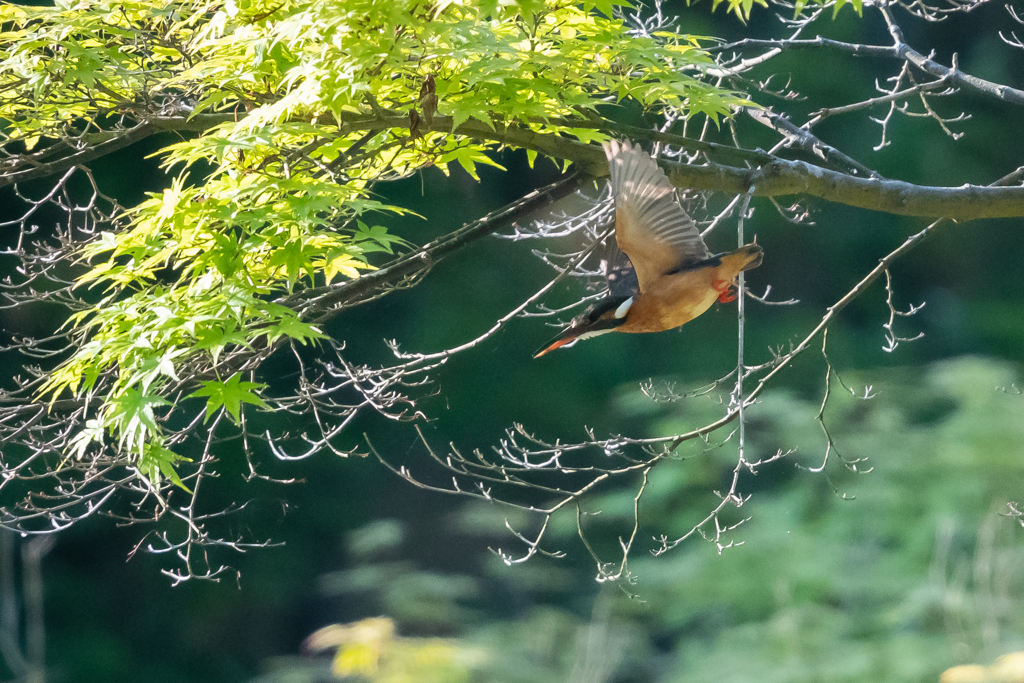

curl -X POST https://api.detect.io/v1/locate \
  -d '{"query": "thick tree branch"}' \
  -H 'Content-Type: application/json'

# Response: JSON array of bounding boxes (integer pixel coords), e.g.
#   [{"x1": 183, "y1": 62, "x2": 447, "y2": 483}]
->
[
  {"x1": 0, "y1": 123, "x2": 157, "y2": 189},
  {"x1": 0, "y1": 114, "x2": 235, "y2": 189},
  {"x1": 662, "y1": 157, "x2": 1024, "y2": 220},
  {"x1": 376, "y1": 115, "x2": 1024, "y2": 219},
  {"x1": 6, "y1": 111, "x2": 1024, "y2": 220}
]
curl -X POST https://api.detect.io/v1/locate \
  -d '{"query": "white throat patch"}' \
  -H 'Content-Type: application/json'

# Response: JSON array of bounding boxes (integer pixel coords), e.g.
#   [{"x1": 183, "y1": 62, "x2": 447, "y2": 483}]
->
[{"x1": 613, "y1": 297, "x2": 634, "y2": 319}]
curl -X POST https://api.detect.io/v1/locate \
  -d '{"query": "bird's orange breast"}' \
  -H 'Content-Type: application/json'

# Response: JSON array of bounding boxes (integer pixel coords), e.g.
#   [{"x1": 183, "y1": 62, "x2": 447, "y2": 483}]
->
[{"x1": 615, "y1": 269, "x2": 721, "y2": 334}]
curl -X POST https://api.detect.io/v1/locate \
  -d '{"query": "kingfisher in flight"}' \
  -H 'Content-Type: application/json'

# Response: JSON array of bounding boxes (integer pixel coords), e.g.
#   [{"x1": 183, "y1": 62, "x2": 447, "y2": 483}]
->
[{"x1": 534, "y1": 140, "x2": 763, "y2": 358}]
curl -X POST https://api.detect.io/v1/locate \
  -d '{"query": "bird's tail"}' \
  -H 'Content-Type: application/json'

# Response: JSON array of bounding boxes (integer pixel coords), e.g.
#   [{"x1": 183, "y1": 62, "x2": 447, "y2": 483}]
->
[{"x1": 721, "y1": 243, "x2": 763, "y2": 273}]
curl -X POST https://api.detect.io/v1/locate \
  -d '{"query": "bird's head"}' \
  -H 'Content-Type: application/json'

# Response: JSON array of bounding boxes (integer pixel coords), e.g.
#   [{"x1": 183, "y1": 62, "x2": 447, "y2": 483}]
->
[{"x1": 533, "y1": 295, "x2": 634, "y2": 358}]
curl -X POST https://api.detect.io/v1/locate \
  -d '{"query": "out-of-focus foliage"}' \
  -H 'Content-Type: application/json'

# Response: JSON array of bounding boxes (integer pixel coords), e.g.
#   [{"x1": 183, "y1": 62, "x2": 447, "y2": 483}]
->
[
  {"x1": 303, "y1": 617, "x2": 484, "y2": 683},
  {"x1": 941, "y1": 652, "x2": 1024, "y2": 683},
  {"x1": 256, "y1": 357, "x2": 1024, "y2": 683},
  {"x1": 0, "y1": 0, "x2": 743, "y2": 487}
]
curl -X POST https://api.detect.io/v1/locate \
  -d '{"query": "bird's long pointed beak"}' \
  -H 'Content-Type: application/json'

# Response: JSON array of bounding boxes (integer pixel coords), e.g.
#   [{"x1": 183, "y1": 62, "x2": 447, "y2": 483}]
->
[{"x1": 533, "y1": 331, "x2": 580, "y2": 358}]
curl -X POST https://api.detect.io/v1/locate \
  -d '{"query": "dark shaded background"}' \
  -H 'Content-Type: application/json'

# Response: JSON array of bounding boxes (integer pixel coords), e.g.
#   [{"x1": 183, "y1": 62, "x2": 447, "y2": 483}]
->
[{"x1": 2, "y1": 3, "x2": 1024, "y2": 681}]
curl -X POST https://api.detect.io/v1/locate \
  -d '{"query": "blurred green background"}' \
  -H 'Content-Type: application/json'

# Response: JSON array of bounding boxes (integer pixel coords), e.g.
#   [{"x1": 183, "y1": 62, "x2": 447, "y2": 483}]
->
[{"x1": 2, "y1": 2, "x2": 1024, "y2": 682}]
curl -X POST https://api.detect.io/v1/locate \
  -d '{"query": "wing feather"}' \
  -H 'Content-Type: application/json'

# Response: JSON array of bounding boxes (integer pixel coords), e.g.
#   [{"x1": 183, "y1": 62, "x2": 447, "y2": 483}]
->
[{"x1": 604, "y1": 140, "x2": 709, "y2": 292}]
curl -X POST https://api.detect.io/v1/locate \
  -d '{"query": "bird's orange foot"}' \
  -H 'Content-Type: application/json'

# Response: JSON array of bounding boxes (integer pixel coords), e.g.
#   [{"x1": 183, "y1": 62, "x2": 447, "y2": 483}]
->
[{"x1": 712, "y1": 279, "x2": 737, "y2": 303}]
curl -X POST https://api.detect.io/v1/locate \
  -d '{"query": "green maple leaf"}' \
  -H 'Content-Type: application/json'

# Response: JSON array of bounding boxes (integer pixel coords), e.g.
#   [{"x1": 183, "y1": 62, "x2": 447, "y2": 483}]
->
[{"x1": 189, "y1": 373, "x2": 271, "y2": 424}]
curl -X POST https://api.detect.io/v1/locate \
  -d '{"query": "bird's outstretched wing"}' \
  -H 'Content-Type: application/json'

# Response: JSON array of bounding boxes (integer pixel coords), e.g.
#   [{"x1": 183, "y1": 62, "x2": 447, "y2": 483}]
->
[{"x1": 604, "y1": 140, "x2": 709, "y2": 292}]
